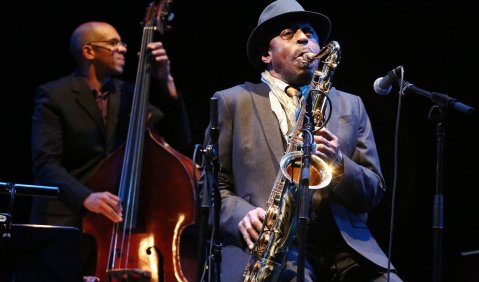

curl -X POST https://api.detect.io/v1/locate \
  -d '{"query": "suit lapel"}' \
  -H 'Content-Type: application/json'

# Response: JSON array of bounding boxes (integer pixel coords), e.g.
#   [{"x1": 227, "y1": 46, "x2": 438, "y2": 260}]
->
[
  {"x1": 246, "y1": 82, "x2": 284, "y2": 164},
  {"x1": 71, "y1": 75, "x2": 106, "y2": 138}
]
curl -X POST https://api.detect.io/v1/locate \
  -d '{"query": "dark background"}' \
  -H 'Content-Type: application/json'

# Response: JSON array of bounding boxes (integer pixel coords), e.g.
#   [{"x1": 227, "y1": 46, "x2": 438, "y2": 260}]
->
[{"x1": 1, "y1": 0, "x2": 478, "y2": 281}]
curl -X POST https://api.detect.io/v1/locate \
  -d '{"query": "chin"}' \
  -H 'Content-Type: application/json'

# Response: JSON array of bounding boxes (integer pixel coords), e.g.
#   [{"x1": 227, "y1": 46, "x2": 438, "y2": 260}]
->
[
  {"x1": 295, "y1": 69, "x2": 314, "y2": 85},
  {"x1": 114, "y1": 67, "x2": 124, "y2": 75}
]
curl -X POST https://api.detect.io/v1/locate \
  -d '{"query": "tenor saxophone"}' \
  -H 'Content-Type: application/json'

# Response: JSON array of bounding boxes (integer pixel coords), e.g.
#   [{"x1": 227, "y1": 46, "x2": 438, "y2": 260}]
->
[{"x1": 242, "y1": 41, "x2": 341, "y2": 282}]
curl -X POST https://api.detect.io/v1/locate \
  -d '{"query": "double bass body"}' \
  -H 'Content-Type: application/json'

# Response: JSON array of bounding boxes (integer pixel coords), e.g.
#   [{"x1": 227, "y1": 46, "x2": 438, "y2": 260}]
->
[{"x1": 84, "y1": 129, "x2": 199, "y2": 282}]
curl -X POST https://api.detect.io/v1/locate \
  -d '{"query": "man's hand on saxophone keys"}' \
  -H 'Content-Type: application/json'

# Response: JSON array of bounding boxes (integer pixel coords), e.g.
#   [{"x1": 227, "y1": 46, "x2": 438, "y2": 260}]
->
[
  {"x1": 314, "y1": 127, "x2": 343, "y2": 167},
  {"x1": 238, "y1": 207, "x2": 266, "y2": 249}
]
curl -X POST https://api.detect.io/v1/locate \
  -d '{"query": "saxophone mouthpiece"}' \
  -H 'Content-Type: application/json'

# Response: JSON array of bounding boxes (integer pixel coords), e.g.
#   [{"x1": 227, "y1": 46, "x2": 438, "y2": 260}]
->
[{"x1": 303, "y1": 52, "x2": 316, "y2": 62}]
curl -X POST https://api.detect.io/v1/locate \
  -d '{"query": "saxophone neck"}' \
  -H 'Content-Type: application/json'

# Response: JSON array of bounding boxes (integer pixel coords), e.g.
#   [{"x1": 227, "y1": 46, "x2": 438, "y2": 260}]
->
[{"x1": 304, "y1": 41, "x2": 341, "y2": 62}]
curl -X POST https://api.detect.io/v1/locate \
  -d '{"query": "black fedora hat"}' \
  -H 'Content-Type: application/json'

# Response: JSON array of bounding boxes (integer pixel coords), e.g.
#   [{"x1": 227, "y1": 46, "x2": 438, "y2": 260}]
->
[{"x1": 246, "y1": 0, "x2": 331, "y2": 69}]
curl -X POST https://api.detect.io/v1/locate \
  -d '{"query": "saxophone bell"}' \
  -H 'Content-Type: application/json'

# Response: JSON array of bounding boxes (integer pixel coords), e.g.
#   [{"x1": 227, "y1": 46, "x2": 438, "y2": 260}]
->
[{"x1": 279, "y1": 151, "x2": 332, "y2": 189}]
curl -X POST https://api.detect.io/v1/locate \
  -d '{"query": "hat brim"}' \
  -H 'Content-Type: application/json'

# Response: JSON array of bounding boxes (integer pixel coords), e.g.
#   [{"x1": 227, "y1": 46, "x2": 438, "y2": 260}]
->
[{"x1": 246, "y1": 11, "x2": 331, "y2": 69}]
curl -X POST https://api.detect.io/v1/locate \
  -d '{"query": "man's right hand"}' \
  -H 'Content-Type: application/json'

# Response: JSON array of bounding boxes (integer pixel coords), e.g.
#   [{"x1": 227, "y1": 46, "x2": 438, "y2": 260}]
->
[
  {"x1": 83, "y1": 192, "x2": 123, "y2": 223},
  {"x1": 238, "y1": 207, "x2": 266, "y2": 249}
]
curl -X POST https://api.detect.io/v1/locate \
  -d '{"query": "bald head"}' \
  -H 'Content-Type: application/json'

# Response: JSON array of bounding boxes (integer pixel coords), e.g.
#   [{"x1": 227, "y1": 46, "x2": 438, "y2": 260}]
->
[{"x1": 69, "y1": 21, "x2": 119, "y2": 63}]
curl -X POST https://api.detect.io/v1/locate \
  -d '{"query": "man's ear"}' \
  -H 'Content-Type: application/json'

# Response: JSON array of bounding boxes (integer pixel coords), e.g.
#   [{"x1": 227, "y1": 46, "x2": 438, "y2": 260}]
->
[
  {"x1": 82, "y1": 45, "x2": 95, "y2": 60},
  {"x1": 260, "y1": 48, "x2": 271, "y2": 64}
]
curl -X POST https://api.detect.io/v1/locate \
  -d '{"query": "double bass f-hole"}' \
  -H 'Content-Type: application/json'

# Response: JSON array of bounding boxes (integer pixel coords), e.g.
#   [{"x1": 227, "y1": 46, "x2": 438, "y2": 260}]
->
[{"x1": 83, "y1": 1, "x2": 200, "y2": 281}]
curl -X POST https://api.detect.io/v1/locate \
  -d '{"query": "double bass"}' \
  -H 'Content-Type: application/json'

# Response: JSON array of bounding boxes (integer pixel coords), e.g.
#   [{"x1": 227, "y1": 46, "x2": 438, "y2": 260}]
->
[{"x1": 83, "y1": 1, "x2": 199, "y2": 281}]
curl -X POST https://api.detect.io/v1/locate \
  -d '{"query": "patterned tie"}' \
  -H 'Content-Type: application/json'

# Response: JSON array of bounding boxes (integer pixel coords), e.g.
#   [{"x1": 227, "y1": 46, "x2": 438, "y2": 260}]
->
[
  {"x1": 284, "y1": 85, "x2": 301, "y2": 107},
  {"x1": 94, "y1": 90, "x2": 109, "y2": 124}
]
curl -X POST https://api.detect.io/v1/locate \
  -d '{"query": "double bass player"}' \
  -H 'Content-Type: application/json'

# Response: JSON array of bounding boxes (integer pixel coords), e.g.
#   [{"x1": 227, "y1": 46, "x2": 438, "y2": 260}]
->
[{"x1": 29, "y1": 21, "x2": 191, "y2": 276}]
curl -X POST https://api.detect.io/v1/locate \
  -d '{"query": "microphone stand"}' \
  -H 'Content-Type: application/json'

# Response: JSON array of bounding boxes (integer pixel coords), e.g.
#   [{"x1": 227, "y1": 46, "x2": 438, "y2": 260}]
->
[
  {"x1": 0, "y1": 182, "x2": 59, "y2": 238},
  {"x1": 400, "y1": 82, "x2": 475, "y2": 282},
  {"x1": 210, "y1": 97, "x2": 221, "y2": 282},
  {"x1": 198, "y1": 97, "x2": 221, "y2": 282},
  {"x1": 429, "y1": 104, "x2": 446, "y2": 282},
  {"x1": 297, "y1": 91, "x2": 314, "y2": 282}
]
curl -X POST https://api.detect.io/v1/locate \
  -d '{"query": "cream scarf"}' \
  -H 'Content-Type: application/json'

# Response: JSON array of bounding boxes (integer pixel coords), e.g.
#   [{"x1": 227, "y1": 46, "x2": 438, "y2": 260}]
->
[{"x1": 261, "y1": 70, "x2": 301, "y2": 140}]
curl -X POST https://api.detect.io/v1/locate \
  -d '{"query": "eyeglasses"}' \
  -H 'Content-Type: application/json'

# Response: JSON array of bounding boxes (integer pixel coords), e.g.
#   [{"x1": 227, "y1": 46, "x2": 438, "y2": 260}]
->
[{"x1": 86, "y1": 39, "x2": 127, "y2": 51}]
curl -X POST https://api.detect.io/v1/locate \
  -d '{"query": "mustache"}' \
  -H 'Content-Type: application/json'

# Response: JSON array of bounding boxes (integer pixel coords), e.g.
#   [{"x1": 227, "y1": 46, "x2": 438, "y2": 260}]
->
[{"x1": 294, "y1": 48, "x2": 313, "y2": 59}]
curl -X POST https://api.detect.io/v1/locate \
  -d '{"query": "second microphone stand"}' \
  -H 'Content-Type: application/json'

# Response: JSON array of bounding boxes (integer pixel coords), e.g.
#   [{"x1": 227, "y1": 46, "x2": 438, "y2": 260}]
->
[
  {"x1": 400, "y1": 81, "x2": 475, "y2": 282},
  {"x1": 199, "y1": 97, "x2": 221, "y2": 282}
]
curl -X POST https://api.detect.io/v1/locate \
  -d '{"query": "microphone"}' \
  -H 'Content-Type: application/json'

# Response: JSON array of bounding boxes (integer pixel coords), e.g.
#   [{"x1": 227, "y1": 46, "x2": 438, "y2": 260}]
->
[
  {"x1": 373, "y1": 66, "x2": 403, "y2": 95},
  {"x1": 374, "y1": 66, "x2": 475, "y2": 115}
]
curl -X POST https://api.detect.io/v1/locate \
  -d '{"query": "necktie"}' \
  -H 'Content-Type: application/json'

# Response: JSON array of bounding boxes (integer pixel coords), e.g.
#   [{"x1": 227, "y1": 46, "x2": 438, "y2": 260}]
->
[
  {"x1": 94, "y1": 90, "x2": 109, "y2": 124},
  {"x1": 284, "y1": 85, "x2": 301, "y2": 106}
]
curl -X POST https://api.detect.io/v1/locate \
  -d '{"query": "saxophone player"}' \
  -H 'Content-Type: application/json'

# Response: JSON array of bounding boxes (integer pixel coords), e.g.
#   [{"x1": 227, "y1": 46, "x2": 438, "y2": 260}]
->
[{"x1": 202, "y1": 0, "x2": 402, "y2": 280}]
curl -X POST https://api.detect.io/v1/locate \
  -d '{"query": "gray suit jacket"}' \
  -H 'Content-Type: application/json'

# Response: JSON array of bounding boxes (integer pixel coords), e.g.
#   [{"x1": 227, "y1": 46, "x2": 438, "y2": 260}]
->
[{"x1": 204, "y1": 81, "x2": 392, "y2": 279}]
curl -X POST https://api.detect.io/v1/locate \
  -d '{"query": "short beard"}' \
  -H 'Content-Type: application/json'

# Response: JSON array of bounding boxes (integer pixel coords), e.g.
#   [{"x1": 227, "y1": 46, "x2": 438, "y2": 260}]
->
[{"x1": 283, "y1": 63, "x2": 316, "y2": 86}]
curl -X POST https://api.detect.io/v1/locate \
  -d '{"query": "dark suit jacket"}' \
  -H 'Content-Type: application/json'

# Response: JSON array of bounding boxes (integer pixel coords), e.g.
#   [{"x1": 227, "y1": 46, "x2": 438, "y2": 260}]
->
[
  {"x1": 203, "y1": 81, "x2": 392, "y2": 280},
  {"x1": 30, "y1": 72, "x2": 190, "y2": 227}
]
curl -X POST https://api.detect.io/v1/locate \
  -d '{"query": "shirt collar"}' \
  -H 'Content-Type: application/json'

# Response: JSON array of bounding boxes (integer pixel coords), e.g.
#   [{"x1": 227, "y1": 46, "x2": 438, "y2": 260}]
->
[
  {"x1": 269, "y1": 76, "x2": 289, "y2": 93},
  {"x1": 268, "y1": 75, "x2": 308, "y2": 96}
]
